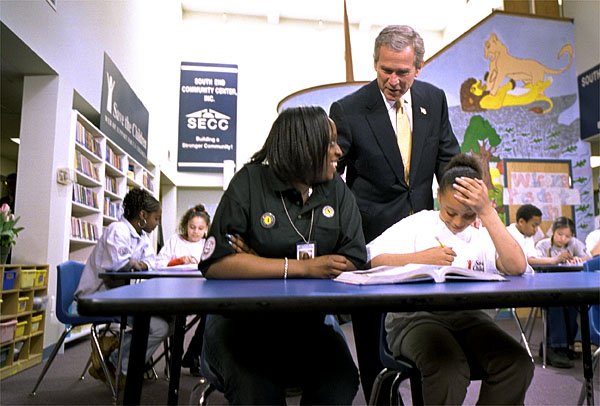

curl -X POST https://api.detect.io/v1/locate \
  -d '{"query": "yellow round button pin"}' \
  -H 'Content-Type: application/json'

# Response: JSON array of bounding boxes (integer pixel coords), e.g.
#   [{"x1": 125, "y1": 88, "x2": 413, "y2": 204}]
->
[{"x1": 260, "y1": 212, "x2": 276, "y2": 228}]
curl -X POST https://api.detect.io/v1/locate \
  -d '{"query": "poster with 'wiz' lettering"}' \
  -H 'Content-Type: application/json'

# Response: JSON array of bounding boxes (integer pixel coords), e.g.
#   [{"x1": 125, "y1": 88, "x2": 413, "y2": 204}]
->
[{"x1": 178, "y1": 62, "x2": 238, "y2": 173}]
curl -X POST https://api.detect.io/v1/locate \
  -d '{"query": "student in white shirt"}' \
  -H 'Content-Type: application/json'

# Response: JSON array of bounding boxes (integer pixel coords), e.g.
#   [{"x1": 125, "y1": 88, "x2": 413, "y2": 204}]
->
[
  {"x1": 75, "y1": 187, "x2": 171, "y2": 383},
  {"x1": 157, "y1": 204, "x2": 211, "y2": 376},
  {"x1": 156, "y1": 204, "x2": 210, "y2": 267},
  {"x1": 367, "y1": 154, "x2": 534, "y2": 405},
  {"x1": 585, "y1": 228, "x2": 600, "y2": 257},
  {"x1": 534, "y1": 217, "x2": 591, "y2": 368},
  {"x1": 506, "y1": 204, "x2": 542, "y2": 270}
]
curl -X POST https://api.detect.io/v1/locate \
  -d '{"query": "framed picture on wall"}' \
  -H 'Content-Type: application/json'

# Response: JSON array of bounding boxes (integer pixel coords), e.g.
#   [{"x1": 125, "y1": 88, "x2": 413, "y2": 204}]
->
[{"x1": 503, "y1": 159, "x2": 578, "y2": 233}]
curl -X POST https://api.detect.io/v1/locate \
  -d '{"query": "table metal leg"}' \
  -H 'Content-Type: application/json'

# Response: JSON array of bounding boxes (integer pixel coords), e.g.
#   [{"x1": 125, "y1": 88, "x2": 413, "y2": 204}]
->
[
  {"x1": 542, "y1": 308, "x2": 547, "y2": 368},
  {"x1": 124, "y1": 315, "x2": 150, "y2": 405},
  {"x1": 580, "y1": 304, "x2": 595, "y2": 406},
  {"x1": 167, "y1": 315, "x2": 186, "y2": 405},
  {"x1": 510, "y1": 308, "x2": 534, "y2": 361}
]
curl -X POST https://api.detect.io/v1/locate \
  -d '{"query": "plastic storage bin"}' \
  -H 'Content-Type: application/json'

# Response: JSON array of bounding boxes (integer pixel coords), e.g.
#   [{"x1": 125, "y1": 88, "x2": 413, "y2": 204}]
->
[
  {"x1": 0, "y1": 346, "x2": 9, "y2": 367},
  {"x1": 30, "y1": 315, "x2": 43, "y2": 333},
  {"x1": 20, "y1": 270, "x2": 36, "y2": 289},
  {"x1": 0, "y1": 319, "x2": 17, "y2": 343},
  {"x1": 17, "y1": 297, "x2": 29, "y2": 313},
  {"x1": 14, "y1": 320, "x2": 27, "y2": 339},
  {"x1": 34, "y1": 269, "x2": 47, "y2": 288},
  {"x1": 2, "y1": 269, "x2": 17, "y2": 290}
]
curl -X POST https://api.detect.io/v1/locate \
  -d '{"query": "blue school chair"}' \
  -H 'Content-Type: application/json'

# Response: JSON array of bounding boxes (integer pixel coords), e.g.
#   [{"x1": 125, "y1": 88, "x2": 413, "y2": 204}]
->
[
  {"x1": 369, "y1": 313, "x2": 421, "y2": 405},
  {"x1": 30, "y1": 261, "x2": 123, "y2": 401},
  {"x1": 578, "y1": 256, "x2": 600, "y2": 405},
  {"x1": 369, "y1": 313, "x2": 485, "y2": 406}
]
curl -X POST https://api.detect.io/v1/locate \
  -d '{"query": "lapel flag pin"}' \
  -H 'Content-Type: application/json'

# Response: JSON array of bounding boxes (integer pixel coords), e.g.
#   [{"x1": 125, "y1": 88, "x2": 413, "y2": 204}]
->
[{"x1": 420, "y1": 107, "x2": 427, "y2": 115}]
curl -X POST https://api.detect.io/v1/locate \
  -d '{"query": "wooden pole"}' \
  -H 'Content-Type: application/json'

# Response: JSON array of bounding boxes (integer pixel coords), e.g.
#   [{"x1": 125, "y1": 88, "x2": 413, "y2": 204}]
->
[{"x1": 344, "y1": 0, "x2": 354, "y2": 82}]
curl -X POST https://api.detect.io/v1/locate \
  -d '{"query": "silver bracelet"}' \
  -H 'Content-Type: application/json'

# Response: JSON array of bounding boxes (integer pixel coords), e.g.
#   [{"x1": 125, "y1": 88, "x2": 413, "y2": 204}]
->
[{"x1": 284, "y1": 257, "x2": 288, "y2": 279}]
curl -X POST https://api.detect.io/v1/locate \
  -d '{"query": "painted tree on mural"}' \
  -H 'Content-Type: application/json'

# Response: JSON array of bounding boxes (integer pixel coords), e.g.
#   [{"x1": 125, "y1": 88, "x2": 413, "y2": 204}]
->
[{"x1": 461, "y1": 115, "x2": 502, "y2": 189}]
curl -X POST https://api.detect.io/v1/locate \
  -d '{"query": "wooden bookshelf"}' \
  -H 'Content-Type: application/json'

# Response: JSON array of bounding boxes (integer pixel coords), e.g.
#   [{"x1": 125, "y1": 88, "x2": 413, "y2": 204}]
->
[{"x1": 0, "y1": 265, "x2": 49, "y2": 380}]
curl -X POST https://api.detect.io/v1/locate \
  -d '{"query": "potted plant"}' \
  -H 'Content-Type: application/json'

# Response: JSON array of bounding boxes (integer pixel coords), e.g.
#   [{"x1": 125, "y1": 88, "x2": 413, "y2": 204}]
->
[{"x1": 0, "y1": 204, "x2": 24, "y2": 263}]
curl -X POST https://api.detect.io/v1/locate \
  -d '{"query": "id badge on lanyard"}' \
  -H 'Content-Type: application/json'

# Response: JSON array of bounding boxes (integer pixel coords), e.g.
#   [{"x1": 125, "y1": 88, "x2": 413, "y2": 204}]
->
[{"x1": 297, "y1": 242, "x2": 316, "y2": 260}]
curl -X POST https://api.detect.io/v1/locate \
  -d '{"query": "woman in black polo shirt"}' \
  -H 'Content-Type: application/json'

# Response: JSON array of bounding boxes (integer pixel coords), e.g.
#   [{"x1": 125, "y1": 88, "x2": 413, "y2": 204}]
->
[{"x1": 199, "y1": 106, "x2": 366, "y2": 405}]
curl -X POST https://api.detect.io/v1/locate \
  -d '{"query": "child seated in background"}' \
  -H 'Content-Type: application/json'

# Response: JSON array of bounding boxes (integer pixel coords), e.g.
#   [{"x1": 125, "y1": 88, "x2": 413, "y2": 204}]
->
[
  {"x1": 506, "y1": 204, "x2": 543, "y2": 268},
  {"x1": 156, "y1": 203, "x2": 210, "y2": 267},
  {"x1": 75, "y1": 187, "x2": 171, "y2": 384},
  {"x1": 533, "y1": 216, "x2": 591, "y2": 368},
  {"x1": 156, "y1": 203, "x2": 211, "y2": 376},
  {"x1": 585, "y1": 227, "x2": 600, "y2": 257},
  {"x1": 367, "y1": 154, "x2": 534, "y2": 405}
]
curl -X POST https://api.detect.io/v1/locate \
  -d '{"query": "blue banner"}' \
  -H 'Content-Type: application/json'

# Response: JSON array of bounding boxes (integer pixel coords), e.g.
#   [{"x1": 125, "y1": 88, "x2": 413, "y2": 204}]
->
[
  {"x1": 578, "y1": 64, "x2": 600, "y2": 140},
  {"x1": 178, "y1": 62, "x2": 238, "y2": 173},
  {"x1": 100, "y1": 53, "x2": 149, "y2": 165}
]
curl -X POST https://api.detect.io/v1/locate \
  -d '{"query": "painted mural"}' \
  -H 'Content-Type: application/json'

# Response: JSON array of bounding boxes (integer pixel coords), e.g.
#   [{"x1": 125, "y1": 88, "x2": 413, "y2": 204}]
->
[{"x1": 419, "y1": 11, "x2": 594, "y2": 239}]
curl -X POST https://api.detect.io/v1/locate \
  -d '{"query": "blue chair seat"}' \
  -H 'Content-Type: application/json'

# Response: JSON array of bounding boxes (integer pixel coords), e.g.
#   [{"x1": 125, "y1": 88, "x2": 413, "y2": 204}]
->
[{"x1": 30, "y1": 261, "x2": 122, "y2": 401}]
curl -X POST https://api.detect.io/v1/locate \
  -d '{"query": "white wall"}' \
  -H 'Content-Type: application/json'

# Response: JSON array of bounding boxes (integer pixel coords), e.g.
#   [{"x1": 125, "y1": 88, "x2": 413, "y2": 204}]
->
[
  {"x1": 1, "y1": 0, "x2": 182, "y2": 172},
  {"x1": 563, "y1": 0, "x2": 600, "y2": 75},
  {"x1": 0, "y1": 0, "x2": 182, "y2": 349}
]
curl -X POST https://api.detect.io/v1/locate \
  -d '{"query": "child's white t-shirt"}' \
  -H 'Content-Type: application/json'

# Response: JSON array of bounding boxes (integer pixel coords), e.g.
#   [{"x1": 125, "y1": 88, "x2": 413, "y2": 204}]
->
[
  {"x1": 367, "y1": 210, "x2": 498, "y2": 273},
  {"x1": 507, "y1": 223, "x2": 538, "y2": 258},
  {"x1": 156, "y1": 234, "x2": 205, "y2": 268}
]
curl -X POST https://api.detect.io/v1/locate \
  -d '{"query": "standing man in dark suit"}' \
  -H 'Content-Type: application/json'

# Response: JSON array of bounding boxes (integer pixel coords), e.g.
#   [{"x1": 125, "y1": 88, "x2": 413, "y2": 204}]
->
[{"x1": 330, "y1": 25, "x2": 460, "y2": 400}]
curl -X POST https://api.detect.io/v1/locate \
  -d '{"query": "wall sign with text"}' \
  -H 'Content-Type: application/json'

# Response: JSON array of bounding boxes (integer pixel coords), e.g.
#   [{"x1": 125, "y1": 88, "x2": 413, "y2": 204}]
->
[
  {"x1": 100, "y1": 53, "x2": 149, "y2": 166},
  {"x1": 178, "y1": 62, "x2": 238, "y2": 173}
]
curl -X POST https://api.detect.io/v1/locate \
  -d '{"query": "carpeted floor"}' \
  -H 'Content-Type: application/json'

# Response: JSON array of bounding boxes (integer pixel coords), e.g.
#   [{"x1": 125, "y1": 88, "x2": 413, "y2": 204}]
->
[{"x1": 0, "y1": 313, "x2": 598, "y2": 405}]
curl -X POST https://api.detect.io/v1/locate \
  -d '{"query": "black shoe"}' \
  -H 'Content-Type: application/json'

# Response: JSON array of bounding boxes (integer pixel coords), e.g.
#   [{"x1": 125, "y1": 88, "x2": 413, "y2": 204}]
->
[
  {"x1": 545, "y1": 347, "x2": 574, "y2": 368},
  {"x1": 182, "y1": 355, "x2": 202, "y2": 377}
]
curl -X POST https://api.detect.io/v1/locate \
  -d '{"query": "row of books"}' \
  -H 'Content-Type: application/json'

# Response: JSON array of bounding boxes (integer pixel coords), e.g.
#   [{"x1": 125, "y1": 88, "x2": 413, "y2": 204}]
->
[
  {"x1": 106, "y1": 144, "x2": 124, "y2": 171},
  {"x1": 105, "y1": 175, "x2": 119, "y2": 195},
  {"x1": 75, "y1": 122, "x2": 102, "y2": 158},
  {"x1": 72, "y1": 183, "x2": 99, "y2": 209},
  {"x1": 142, "y1": 172, "x2": 154, "y2": 192},
  {"x1": 104, "y1": 197, "x2": 122, "y2": 219},
  {"x1": 70, "y1": 217, "x2": 99, "y2": 242},
  {"x1": 74, "y1": 150, "x2": 100, "y2": 181}
]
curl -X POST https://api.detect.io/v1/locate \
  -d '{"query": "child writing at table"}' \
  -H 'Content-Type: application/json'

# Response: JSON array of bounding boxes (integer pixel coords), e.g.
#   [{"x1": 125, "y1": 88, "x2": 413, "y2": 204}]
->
[
  {"x1": 533, "y1": 216, "x2": 591, "y2": 368},
  {"x1": 506, "y1": 204, "x2": 543, "y2": 269},
  {"x1": 156, "y1": 203, "x2": 211, "y2": 376},
  {"x1": 156, "y1": 203, "x2": 210, "y2": 267},
  {"x1": 367, "y1": 154, "x2": 534, "y2": 405},
  {"x1": 75, "y1": 187, "x2": 171, "y2": 384}
]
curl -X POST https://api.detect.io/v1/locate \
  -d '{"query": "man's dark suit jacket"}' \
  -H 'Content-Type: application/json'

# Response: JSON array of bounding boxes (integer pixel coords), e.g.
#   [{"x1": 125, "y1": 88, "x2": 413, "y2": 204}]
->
[{"x1": 330, "y1": 79, "x2": 460, "y2": 243}]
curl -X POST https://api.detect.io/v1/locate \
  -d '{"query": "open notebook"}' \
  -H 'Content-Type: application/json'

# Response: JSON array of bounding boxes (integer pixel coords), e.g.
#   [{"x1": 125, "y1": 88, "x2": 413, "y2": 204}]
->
[{"x1": 334, "y1": 263, "x2": 506, "y2": 285}]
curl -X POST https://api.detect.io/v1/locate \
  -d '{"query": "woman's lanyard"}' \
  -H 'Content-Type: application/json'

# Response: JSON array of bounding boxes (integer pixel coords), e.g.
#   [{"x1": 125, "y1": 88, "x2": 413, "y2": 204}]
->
[{"x1": 280, "y1": 192, "x2": 316, "y2": 259}]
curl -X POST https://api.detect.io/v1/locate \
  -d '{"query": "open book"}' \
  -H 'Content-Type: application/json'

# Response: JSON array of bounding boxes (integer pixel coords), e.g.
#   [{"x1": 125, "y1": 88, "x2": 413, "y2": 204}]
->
[{"x1": 334, "y1": 263, "x2": 506, "y2": 285}]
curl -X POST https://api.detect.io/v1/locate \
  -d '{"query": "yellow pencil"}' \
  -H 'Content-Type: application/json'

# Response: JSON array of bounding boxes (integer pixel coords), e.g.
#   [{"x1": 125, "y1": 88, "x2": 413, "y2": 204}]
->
[{"x1": 435, "y1": 237, "x2": 444, "y2": 247}]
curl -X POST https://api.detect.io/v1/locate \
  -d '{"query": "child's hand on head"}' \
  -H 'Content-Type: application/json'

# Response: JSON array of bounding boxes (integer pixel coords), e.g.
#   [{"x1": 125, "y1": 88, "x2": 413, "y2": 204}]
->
[{"x1": 453, "y1": 177, "x2": 491, "y2": 215}]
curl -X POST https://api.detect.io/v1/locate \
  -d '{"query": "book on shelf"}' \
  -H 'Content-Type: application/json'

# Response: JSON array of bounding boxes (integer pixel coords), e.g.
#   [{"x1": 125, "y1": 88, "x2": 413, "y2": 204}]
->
[
  {"x1": 75, "y1": 122, "x2": 102, "y2": 158},
  {"x1": 72, "y1": 183, "x2": 99, "y2": 208},
  {"x1": 334, "y1": 263, "x2": 507, "y2": 285},
  {"x1": 74, "y1": 150, "x2": 100, "y2": 181}
]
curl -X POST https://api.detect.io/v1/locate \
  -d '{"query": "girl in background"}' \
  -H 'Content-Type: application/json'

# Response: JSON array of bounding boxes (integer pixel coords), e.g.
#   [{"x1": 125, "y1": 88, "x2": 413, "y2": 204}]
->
[
  {"x1": 156, "y1": 204, "x2": 211, "y2": 376},
  {"x1": 75, "y1": 187, "x2": 171, "y2": 383},
  {"x1": 156, "y1": 204, "x2": 210, "y2": 267},
  {"x1": 534, "y1": 217, "x2": 590, "y2": 368}
]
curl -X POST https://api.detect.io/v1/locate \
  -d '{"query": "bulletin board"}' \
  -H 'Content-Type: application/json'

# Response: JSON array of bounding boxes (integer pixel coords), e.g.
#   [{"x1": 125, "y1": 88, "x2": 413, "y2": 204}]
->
[{"x1": 503, "y1": 159, "x2": 577, "y2": 234}]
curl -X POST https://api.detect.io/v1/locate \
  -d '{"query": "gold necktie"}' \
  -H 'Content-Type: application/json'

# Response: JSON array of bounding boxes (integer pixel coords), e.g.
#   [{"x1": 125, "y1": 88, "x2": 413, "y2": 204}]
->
[{"x1": 396, "y1": 99, "x2": 412, "y2": 184}]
